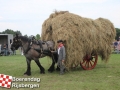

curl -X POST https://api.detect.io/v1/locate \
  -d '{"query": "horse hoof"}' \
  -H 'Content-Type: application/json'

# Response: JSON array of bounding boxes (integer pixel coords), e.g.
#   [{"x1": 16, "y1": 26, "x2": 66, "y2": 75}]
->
[
  {"x1": 48, "y1": 71, "x2": 53, "y2": 73},
  {"x1": 48, "y1": 69, "x2": 52, "y2": 72},
  {"x1": 56, "y1": 68, "x2": 60, "y2": 71},
  {"x1": 23, "y1": 74, "x2": 29, "y2": 76},
  {"x1": 24, "y1": 73, "x2": 31, "y2": 76},
  {"x1": 48, "y1": 69, "x2": 51, "y2": 71},
  {"x1": 48, "y1": 69, "x2": 55, "y2": 72},
  {"x1": 48, "y1": 70, "x2": 54, "y2": 73},
  {"x1": 40, "y1": 72, "x2": 45, "y2": 74}
]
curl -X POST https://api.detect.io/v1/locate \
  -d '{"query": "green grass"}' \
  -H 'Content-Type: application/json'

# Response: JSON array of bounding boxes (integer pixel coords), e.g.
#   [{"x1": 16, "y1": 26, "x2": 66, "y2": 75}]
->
[{"x1": 0, "y1": 53, "x2": 120, "y2": 90}]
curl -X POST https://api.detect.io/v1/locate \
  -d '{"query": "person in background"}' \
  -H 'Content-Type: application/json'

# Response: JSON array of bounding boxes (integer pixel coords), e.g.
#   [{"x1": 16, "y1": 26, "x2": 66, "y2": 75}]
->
[
  {"x1": 117, "y1": 39, "x2": 120, "y2": 53},
  {"x1": 51, "y1": 40, "x2": 66, "y2": 75},
  {"x1": 21, "y1": 47, "x2": 23, "y2": 55},
  {"x1": 0, "y1": 44, "x2": 1, "y2": 54},
  {"x1": 114, "y1": 40, "x2": 119, "y2": 54},
  {"x1": 114, "y1": 40, "x2": 118, "y2": 50},
  {"x1": 10, "y1": 43, "x2": 16, "y2": 55},
  {"x1": 12, "y1": 48, "x2": 16, "y2": 55},
  {"x1": 3, "y1": 44, "x2": 7, "y2": 56}
]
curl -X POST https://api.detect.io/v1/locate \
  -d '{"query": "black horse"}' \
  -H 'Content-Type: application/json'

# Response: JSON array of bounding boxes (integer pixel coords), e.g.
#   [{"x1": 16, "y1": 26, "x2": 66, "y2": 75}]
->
[{"x1": 11, "y1": 34, "x2": 58, "y2": 76}]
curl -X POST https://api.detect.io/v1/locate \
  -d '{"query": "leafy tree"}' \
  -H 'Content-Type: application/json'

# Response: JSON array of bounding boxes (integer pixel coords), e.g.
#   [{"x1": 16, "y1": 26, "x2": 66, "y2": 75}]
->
[
  {"x1": 1, "y1": 29, "x2": 14, "y2": 34},
  {"x1": 36, "y1": 34, "x2": 40, "y2": 40},
  {"x1": 0, "y1": 29, "x2": 22, "y2": 36},
  {"x1": 115, "y1": 28, "x2": 120, "y2": 40},
  {"x1": 15, "y1": 30, "x2": 22, "y2": 36},
  {"x1": 24, "y1": 34, "x2": 28, "y2": 37}
]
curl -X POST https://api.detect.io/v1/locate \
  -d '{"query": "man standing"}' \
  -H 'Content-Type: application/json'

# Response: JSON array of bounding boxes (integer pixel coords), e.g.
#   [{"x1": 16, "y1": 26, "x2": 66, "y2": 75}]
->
[{"x1": 51, "y1": 40, "x2": 66, "y2": 75}]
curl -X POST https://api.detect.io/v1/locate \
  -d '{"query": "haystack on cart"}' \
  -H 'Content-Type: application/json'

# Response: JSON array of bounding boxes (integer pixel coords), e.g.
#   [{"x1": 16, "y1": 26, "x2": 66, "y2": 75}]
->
[{"x1": 41, "y1": 11, "x2": 116, "y2": 70}]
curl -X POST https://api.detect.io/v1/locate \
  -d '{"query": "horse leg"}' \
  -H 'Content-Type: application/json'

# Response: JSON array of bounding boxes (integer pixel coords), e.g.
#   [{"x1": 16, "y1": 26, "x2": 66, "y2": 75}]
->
[
  {"x1": 34, "y1": 59, "x2": 45, "y2": 74},
  {"x1": 48, "y1": 59, "x2": 60, "y2": 72},
  {"x1": 56, "y1": 65, "x2": 60, "y2": 71},
  {"x1": 24, "y1": 58, "x2": 31, "y2": 76},
  {"x1": 51, "y1": 53, "x2": 60, "y2": 71},
  {"x1": 49, "y1": 53, "x2": 60, "y2": 72},
  {"x1": 48, "y1": 56, "x2": 56, "y2": 72}
]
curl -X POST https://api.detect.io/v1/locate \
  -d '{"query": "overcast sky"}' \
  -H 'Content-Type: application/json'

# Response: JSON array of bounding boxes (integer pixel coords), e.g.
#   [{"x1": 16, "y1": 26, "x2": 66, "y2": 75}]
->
[{"x1": 0, "y1": 0, "x2": 120, "y2": 36}]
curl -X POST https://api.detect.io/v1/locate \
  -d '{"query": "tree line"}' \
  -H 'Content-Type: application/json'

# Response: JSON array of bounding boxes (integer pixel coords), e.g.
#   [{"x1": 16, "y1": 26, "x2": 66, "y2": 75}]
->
[
  {"x1": 0, "y1": 28, "x2": 120, "y2": 40},
  {"x1": 0, "y1": 29, "x2": 40, "y2": 40},
  {"x1": 115, "y1": 28, "x2": 120, "y2": 40}
]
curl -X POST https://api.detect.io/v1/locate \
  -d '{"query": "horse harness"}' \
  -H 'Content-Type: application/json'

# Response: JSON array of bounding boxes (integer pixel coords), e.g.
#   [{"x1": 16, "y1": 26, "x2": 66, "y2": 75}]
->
[
  {"x1": 25, "y1": 38, "x2": 52, "y2": 56},
  {"x1": 22, "y1": 38, "x2": 57, "y2": 64},
  {"x1": 25, "y1": 40, "x2": 43, "y2": 54}
]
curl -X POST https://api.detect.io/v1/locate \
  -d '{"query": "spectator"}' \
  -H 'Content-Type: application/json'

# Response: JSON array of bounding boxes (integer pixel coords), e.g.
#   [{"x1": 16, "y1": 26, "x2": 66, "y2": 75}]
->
[
  {"x1": 114, "y1": 40, "x2": 118, "y2": 50},
  {"x1": 12, "y1": 48, "x2": 16, "y2": 55},
  {"x1": 3, "y1": 44, "x2": 8, "y2": 56},
  {"x1": 114, "y1": 40, "x2": 119, "y2": 54},
  {"x1": 10, "y1": 43, "x2": 16, "y2": 55},
  {"x1": 117, "y1": 40, "x2": 120, "y2": 52},
  {"x1": 0, "y1": 44, "x2": 1, "y2": 53}
]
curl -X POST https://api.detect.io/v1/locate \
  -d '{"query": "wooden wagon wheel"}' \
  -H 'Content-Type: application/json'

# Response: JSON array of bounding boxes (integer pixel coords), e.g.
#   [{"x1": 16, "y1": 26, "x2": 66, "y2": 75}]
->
[{"x1": 80, "y1": 54, "x2": 98, "y2": 70}]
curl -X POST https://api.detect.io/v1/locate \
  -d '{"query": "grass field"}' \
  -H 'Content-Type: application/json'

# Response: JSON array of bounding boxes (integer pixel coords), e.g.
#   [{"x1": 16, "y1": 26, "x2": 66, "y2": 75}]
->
[{"x1": 0, "y1": 53, "x2": 120, "y2": 90}]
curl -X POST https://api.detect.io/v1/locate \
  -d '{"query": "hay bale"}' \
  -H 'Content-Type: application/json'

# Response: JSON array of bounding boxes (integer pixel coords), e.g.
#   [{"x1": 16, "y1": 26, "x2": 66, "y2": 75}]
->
[{"x1": 41, "y1": 11, "x2": 116, "y2": 69}]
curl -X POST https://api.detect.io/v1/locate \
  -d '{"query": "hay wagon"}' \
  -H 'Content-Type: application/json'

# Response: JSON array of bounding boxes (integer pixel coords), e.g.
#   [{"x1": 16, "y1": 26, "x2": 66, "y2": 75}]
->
[{"x1": 41, "y1": 11, "x2": 116, "y2": 70}]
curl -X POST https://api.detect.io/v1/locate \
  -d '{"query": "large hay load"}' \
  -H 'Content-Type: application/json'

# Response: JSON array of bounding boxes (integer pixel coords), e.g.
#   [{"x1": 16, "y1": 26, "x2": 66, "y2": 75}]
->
[{"x1": 41, "y1": 11, "x2": 116, "y2": 70}]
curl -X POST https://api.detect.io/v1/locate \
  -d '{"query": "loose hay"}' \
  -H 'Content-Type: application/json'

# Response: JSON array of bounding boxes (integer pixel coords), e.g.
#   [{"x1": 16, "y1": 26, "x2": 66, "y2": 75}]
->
[{"x1": 41, "y1": 11, "x2": 116, "y2": 69}]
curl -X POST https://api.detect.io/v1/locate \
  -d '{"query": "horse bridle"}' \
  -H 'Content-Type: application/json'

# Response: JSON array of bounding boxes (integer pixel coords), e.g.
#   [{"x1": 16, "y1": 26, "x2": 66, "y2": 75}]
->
[{"x1": 12, "y1": 37, "x2": 22, "y2": 49}]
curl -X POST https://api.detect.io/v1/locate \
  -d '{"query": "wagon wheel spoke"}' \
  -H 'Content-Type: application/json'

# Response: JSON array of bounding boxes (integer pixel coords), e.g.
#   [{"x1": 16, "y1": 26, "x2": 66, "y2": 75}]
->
[
  {"x1": 89, "y1": 60, "x2": 93, "y2": 67},
  {"x1": 87, "y1": 61, "x2": 90, "y2": 68},
  {"x1": 80, "y1": 54, "x2": 98, "y2": 70},
  {"x1": 87, "y1": 61, "x2": 89, "y2": 68},
  {"x1": 85, "y1": 60, "x2": 88, "y2": 67},
  {"x1": 81, "y1": 59, "x2": 86, "y2": 64},
  {"x1": 87, "y1": 60, "x2": 92, "y2": 68},
  {"x1": 91, "y1": 59, "x2": 95, "y2": 63}
]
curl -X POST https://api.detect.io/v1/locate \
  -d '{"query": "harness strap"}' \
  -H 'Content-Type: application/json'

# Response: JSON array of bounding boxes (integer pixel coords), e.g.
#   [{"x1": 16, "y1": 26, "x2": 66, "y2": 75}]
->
[
  {"x1": 23, "y1": 40, "x2": 31, "y2": 54},
  {"x1": 45, "y1": 41, "x2": 51, "y2": 51},
  {"x1": 24, "y1": 39, "x2": 52, "y2": 58},
  {"x1": 38, "y1": 40, "x2": 43, "y2": 53}
]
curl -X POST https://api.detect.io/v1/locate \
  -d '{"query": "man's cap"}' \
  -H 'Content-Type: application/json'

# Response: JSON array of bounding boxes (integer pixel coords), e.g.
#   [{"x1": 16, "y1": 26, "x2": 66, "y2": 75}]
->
[{"x1": 57, "y1": 40, "x2": 63, "y2": 43}]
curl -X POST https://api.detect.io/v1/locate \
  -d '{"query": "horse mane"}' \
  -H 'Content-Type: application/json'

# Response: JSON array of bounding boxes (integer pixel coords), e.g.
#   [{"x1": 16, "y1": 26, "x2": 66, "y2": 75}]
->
[
  {"x1": 19, "y1": 36, "x2": 42, "y2": 45},
  {"x1": 19, "y1": 36, "x2": 30, "y2": 42}
]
